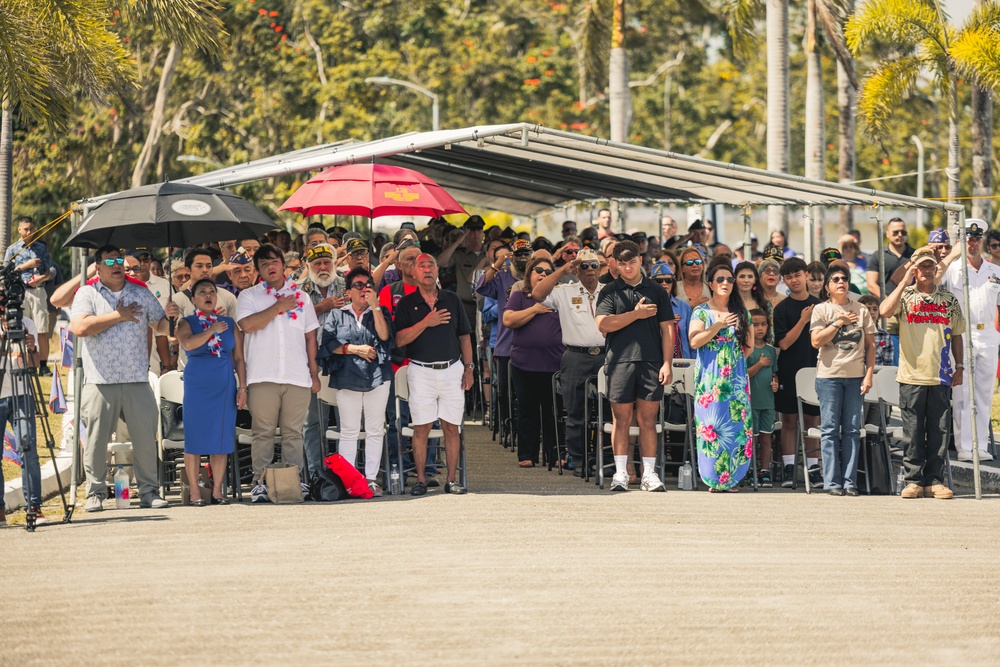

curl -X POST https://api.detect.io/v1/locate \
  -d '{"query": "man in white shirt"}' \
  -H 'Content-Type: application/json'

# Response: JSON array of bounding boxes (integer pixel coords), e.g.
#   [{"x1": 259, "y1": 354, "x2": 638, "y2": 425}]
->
[
  {"x1": 939, "y1": 218, "x2": 1000, "y2": 461},
  {"x1": 237, "y1": 243, "x2": 321, "y2": 502},
  {"x1": 530, "y1": 249, "x2": 605, "y2": 476}
]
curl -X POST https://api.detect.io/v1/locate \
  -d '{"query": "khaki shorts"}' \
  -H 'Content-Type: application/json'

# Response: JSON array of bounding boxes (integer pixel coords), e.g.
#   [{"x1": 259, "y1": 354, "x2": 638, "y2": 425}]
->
[{"x1": 24, "y1": 286, "x2": 51, "y2": 333}]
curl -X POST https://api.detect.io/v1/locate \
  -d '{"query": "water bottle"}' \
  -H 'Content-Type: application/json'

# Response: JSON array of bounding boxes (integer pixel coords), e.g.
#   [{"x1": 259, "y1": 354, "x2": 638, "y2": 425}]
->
[
  {"x1": 678, "y1": 462, "x2": 694, "y2": 491},
  {"x1": 389, "y1": 464, "x2": 402, "y2": 495},
  {"x1": 114, "y1": 465, "x2": 130, "y2": 509},
  {"x1": 895, "y1": 466, "x2": 905, "y2": 495}
]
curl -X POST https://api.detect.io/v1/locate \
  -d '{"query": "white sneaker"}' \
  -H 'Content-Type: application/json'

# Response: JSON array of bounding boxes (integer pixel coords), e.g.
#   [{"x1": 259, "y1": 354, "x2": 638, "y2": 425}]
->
[
  {"x1": 300, "y1": 482, "x2": 311, "y2": 499},
  {"x1": 250, "y1": 483, "x2": 269, "y2": 503},
  {"x1": 610, "y1": 471, "x2": 629, "y2": 492},
  {"x1": 640, "y1": 474, "x2": 666, "y2": 492},
  {"x1": 978, "y1": 451, "x2": 995, "y2": 462},
  {"x1": 957, "y1": 451, "x2": 973, "y2": 462}
]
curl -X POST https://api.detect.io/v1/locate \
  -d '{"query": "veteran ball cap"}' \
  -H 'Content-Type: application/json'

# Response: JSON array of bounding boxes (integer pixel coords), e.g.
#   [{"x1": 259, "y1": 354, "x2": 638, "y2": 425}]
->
[
  {"x1": 928, "y1": 228, "x2": 950, "y2": 244},
  {"x1": 512, "y1": 239, "x2": 532, "y2": 253},
  {"x1": 911, "y1": 246, "x2": 938, "y2": 266},
  {"x1": 304, "y1": 244, "x2": 335, "y2": 262},
  {"x1": 965, "y1": 218, "x2": 987, "y2": 238},
  {"x1": 229, "y1": 248, "x2": 254, "y2": 265},
  {"x1": 650, "y1": 261, "x2": 673, "y2": 278},
  {"x1": 345, "y1": 238, "x2": 368, "y2": 254},
  {"x1": 577, "y1": 248, "x2": 598, "y2": 263}
]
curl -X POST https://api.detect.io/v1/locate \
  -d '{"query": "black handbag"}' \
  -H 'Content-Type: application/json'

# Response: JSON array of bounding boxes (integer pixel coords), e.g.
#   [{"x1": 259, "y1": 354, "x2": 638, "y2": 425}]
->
[
  {"x1": 159, "y1": 398, "x2": 184, "y2": 441},
  {"x1": 664, "y1": 389, "x2": 688, "y2": 425},
  {"x1": 309, "y1": 466, "x2": 348, "y2": 502}
]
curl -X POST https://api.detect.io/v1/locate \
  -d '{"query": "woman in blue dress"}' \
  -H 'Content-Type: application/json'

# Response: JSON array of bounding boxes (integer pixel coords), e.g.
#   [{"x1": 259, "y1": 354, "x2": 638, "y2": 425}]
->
[
  {"x1": 688, "y1": 262, "x2": 753, "y2": 492},
  {"x1": 176, "y1": 278, "x2": 246, "y2": 505}
]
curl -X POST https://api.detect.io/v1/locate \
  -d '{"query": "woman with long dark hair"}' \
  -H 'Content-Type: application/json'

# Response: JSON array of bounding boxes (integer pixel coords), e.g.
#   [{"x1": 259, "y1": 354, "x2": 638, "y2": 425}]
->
[
  {"x1": 809, "y1": 263, "x2": 875, "y2": 496},
  {"x1": 688, "y1": 262, "x2": 753, "y2": 491},
  {"x1": 734, "y1": 260, "x2": 771, "y2": 341}
]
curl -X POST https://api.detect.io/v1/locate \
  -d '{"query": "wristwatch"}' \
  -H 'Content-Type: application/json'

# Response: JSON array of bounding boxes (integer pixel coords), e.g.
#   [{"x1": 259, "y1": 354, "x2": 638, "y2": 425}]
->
[{"x1": 465, "y1": 362, "x2": 475, "y2": 369}]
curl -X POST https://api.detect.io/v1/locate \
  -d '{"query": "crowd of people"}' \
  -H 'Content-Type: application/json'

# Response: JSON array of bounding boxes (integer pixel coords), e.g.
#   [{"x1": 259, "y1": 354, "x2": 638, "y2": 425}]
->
[{"x1": 1, "y1": 209, "x2": 996, "y2": 524}]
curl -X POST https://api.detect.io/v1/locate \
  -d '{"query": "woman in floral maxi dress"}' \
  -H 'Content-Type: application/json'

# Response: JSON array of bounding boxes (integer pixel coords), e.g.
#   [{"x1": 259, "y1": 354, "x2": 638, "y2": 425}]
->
[{"x1": 688, "y1": 261, "x2": 753, "y2": 491}]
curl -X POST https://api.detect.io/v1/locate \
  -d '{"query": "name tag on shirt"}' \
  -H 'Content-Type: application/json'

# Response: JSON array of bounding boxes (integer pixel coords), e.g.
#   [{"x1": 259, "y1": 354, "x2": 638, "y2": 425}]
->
[{"x1": 571, "y1": 297, "x2": 583, "y2": 305}]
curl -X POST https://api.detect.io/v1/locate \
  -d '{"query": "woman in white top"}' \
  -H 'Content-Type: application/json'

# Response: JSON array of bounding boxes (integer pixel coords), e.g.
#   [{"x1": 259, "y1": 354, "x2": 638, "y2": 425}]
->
[{"x1": 676, "y1": 246, "x2": 711, "y2": 307}]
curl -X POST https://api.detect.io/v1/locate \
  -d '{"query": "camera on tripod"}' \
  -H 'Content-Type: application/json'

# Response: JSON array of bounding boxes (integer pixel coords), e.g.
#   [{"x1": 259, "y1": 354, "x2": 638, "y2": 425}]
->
[{"x1": 0, "y1": 260, "x2": 26, "y2": 342}]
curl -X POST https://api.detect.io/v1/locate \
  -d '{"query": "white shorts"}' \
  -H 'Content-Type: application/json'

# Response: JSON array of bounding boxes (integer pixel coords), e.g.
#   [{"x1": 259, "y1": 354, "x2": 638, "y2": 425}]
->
[
  {"x1": 24, "y1": 286, "x2": 51, "y2": 333},
  {"x1": 406, "y1": 360, "x2": 465, "y2": 427}
]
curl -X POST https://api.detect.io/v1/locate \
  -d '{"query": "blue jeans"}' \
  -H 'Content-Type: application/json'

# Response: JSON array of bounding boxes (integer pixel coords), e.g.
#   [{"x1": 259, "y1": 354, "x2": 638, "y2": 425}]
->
[
  {"x1": 0, "y1": 394, "x2": 41, "y2": 508},
  {"x1": 815, "y1": 377, "x2": 863, "y2": 490},
  {"x1": 890, "y1": 335, "x2": 900, "y2": 366}
]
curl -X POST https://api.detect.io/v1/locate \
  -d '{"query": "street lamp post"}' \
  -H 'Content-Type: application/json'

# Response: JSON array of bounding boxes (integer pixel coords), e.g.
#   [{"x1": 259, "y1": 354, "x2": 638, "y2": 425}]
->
[{"x1": 364, "y1": 76, "x2": 440, "y2": 131}]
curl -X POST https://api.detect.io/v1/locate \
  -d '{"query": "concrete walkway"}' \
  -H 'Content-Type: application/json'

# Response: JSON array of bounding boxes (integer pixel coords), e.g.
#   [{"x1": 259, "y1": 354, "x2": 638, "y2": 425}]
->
[{"x1": 2, "y1": 425, "x2": 999, "y2": 666}]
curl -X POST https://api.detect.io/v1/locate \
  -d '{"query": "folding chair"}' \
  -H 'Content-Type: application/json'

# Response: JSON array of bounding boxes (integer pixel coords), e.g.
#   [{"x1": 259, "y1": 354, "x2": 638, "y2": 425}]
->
[
  {"x1": 581, "y1": 374, "x2": 600, "y2": 482},
  {"x1": 595, "y1": 366, "x2": 664, "y2": 489},
  {"x1": 316, "y1": 377, "x2": 390, "y2": 491},
  {"x1": 550, "y1": 371, "x2": 565, "y2": 475},
  {"x1": 155, "y1": 370, "x2": 185, "y2": 496},
  {"x1": 662, "y1": 359, "x2": 698, "y2": 489},
  {"x1": 394, "y1": 366, "x2": 467, "y2": 490},
  {"x1": 875, "y1": 366, "x2": 953, "y2": 492}
]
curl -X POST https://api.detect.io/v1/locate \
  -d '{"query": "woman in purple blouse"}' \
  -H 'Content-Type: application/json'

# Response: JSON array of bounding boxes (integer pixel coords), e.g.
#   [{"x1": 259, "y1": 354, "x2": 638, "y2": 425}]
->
[{"x1": 503, "y1": 256, "x2": 566, "y2": 468}]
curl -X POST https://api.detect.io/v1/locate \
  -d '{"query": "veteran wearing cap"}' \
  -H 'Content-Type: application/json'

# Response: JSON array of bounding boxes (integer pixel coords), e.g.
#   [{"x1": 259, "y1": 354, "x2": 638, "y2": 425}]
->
[
  {"x1": 220, "y1": 248, "x2": 258, "y2": 296},
  {"x1": 438, "y1": 215, "x2": 486, "y2": 327},
  {"x1": 938, "y1": 218, "x2": 1000, "y2": 461},
  {"x1": 301, "y1": 243, "x2": 347, "y2": 327},
  {"x1": 531, "y1": 248, "x2": 606, "y2": 475}
]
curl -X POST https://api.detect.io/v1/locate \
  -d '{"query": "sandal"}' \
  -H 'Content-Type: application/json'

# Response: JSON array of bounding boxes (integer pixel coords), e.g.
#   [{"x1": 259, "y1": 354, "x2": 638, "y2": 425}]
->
[
  {"x1": 518, "y1": 460, "x2": 535, "y2": 468},
  {"x1": 190, "y1": 497, "x2": 206, "y2": 507},
  {"x1": 410, "y1": 481, "x2": 427, "y2": 497},
  {"x1": 213, "y1": 495, "x2": 231, "y2": 505}
]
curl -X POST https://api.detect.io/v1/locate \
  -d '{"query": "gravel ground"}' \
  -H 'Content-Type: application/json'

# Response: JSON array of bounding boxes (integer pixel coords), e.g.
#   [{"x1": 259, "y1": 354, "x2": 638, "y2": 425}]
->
[{"x1": 2, "y1": 424, "x2": 999, "y2": 666}]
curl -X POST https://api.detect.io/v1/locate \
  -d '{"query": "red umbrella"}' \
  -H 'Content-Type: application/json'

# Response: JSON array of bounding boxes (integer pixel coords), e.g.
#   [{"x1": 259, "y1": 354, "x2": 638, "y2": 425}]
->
[{"x1": 278, "y1": 163, "x2": 467, "y2": 218}]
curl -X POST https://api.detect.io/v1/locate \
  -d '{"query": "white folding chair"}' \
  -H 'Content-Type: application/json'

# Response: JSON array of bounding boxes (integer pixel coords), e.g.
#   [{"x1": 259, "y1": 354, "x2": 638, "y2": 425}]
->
[
  {"x1": 875, "y1": 366, "x2": 953, "y2": 492},
  {"x1": 595, "y1": 366, "x2": 664, "y2": 489},
  {"x1": 394, "y1": 365, "x2": 467, "y2": 492},
  {"x1": 155, "y1": 370, "x2": 185, "y2": 495},
  {"x1": 663, "y1": 359, "x2": 697, "y2": 490}
]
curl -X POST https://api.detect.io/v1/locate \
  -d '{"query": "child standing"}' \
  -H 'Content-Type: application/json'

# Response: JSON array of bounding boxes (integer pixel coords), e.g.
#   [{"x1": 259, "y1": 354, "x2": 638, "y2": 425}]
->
[{"x1": 746, "y1": 308, "x2": 779, "y2": 487}]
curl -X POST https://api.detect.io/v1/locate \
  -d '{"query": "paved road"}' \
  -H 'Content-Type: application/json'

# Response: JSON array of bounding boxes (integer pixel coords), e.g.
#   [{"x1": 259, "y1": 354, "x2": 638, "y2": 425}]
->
[{"x1": 2, "y1": 425, "x2": 999, "y2": 666}]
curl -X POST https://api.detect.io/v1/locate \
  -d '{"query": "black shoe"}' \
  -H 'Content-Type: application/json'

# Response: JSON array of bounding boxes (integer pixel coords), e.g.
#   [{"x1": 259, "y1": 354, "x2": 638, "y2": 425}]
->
[
  {"x1": 781, "y1": 464, "x2": 795, "y2": 489},
  {"x1": 410, "y1": 482, "x2": 427, "y2": 497},
  {"x1": 845, "y1": 487, "x2": 859, "y2": 497},
  {"x1": 37, "y1": 366, "x2": 52, "y2": 377},
  {"x1": 444, "y1": 481, "x2": 467, "y2": 495},
  {"x1": 425, "y1": 477, "x2": 439, "y2": 488},
  {"x1": 758, "y1": 469, "x2": 772, "y2": 488},
  {"x1": 827, "y1": 487, "x2": 845, "y2": 496},
  {"x1": 807, "y1": 465, "x2": 823, "y2": 487},
  {"x1": 573, "y1": 468, "x2": 584, "y2": 478}
]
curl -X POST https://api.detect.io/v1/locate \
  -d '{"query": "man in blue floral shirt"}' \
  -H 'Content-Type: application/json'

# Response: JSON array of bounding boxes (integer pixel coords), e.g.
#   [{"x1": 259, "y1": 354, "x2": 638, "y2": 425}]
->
[
  {"x1": 3, "y1": 217, "x2": 55, "y2": 375},
  {"x1": 70, "y1": 245, "x2": 180, "y2": 512}
]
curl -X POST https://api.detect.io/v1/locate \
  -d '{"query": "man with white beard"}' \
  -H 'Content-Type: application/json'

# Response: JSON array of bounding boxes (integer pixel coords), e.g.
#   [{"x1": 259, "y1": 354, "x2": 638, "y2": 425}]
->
[{"x1": 302, "y1": 243, "x2": 349, "y2": 478}]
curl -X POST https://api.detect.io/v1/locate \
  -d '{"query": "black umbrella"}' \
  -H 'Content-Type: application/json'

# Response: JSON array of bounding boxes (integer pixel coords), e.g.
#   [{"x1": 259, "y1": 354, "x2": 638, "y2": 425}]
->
[{"x1": 64, "y1": 181, "x2": 278, "y2": 249}]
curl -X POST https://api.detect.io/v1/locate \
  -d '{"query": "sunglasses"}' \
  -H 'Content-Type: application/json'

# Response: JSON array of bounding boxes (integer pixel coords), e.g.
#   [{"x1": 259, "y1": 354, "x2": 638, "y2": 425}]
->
[
  {"x1": 713, "y1": 276, "x2": 735, "y2": 284},
  {"x1": 562, "y1": 248, "x2": 578, "y2": 256},
  {"x1": 532, "y1": 267, "x2": 554, "y2": 276},
  {"x1": 828, "y1": 276, "x2": 849, "y2": 284},
  {"x1": 175, "y1": 273, "x2": 191, "y2": 281},
  {"x1": 890, "y1": 230, "x2": 907, "y2": 236},
  {"x1": 513, "y1": 252, "x2": 532, "y2": 258},
  {"x1": 656, "y1": 277, "x2": 675, "y2": 284},
  {"x1": 350, "y1": 281, "x2": 370, "y2": 291},
  {"x1": 102, "y1": 258, "x2": 125, "y2": 266},
  {"x1": 579, "y1": 261, "x2": 599, "y2": 270},
  {"x1": 989, "y1": 244, "x2": 1000, "y2": 250},
  {"x1": 683, "y1": 259, "x2": 704, "y2": 266},
  {"x1": 761, "y1": 268, "x2": 779, "y2": 276},
  {"x1": 124, "y1": 266, "x2": 142, "y2": 274}
]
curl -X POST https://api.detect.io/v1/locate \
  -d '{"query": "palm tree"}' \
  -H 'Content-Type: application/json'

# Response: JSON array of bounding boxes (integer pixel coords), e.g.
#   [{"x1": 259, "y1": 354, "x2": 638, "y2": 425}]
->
[
  {"x1": 609, "y1": 0, "x2": 631, "y2": 142},
  {"x1": 847, "y1": 0, "x2": 1000, "y2": 222},
  {"x1": 966, "y1": 0, "x2": 995, "y2": 223}
]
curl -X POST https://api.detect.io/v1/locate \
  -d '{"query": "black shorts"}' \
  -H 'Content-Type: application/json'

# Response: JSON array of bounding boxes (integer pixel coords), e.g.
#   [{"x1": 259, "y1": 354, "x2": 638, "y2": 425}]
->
[
  {"x1": 775, "y1": 372, "x2": 820, "y2": 417},
  {"x1": 606, "y1": 361, "x2": 664, "y2": 404}
]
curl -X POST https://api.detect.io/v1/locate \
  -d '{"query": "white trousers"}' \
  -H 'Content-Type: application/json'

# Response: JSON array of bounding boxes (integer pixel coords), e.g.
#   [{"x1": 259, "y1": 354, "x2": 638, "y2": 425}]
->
[
  {"x1": 336, "y1": 382, "x2": 391, "y2": 480},
  {"x1": 952, "y1": 332, "x2": 999, "y2": 454}
]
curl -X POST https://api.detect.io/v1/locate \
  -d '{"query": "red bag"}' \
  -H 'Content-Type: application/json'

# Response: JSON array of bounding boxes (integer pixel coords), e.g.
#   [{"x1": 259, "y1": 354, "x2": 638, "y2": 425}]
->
[{"x1": 324, "y1": 454, "x2": 374, "y2": 499}]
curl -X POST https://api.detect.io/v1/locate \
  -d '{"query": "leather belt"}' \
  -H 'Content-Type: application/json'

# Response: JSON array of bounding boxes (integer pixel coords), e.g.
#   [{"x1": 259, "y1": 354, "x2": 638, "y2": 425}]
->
[
  {"x1": 410, "y1": 358, "x2": 459, "y2": 370},
  {"x1": 566, "y1": 345, "x2": 606, "y2": 356}
]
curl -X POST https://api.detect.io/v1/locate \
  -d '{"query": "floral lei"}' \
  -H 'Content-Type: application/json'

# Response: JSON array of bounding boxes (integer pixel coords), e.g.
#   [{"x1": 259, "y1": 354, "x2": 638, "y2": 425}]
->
[
  {"x1": 265, "y1": 278, "x2": 306, "y2": 320},
  {"x1": 195, "y1": 309, "x2": 223, "y2": 357}
]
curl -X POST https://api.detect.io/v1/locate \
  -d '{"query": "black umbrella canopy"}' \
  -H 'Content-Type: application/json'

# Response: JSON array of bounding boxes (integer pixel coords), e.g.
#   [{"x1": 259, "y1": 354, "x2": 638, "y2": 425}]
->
[{"x1": 64, "y1": 181, "x2": 279, "y2": 249}]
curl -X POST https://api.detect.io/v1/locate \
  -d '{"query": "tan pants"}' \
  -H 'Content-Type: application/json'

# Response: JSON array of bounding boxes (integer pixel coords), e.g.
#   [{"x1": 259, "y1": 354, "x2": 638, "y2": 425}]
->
[
  {"x1": 247, "y1": 382, "x2": 310, "y2": 482},
  {"x1": 81, "y1": 383, "x2": 158, "y2": 498}
]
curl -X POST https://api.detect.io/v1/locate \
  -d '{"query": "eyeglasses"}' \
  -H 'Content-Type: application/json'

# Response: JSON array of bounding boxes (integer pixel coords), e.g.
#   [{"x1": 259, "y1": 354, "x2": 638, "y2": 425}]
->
[
  {"x1": 761, "y1": 268, "x2": 779, "y2": 276},
  {"x1": 579, "y1": 261, "x2": 599, "y2": 270},
  {"x1": 175, "y1": 273, "x2": 191, "y2": 281},
  {"x1": 532, "y1": 267, "x2": 554, "y2": 276},
  {"x1": 714, "y1": 276, "x2": 735, "y2": 284},
  {"x1": 683, "y1": 259, "x2": 703, "y2": 266},
  {"x1": 828, "y1": 276, "x2": 849, "y2": 284},
  {"x1": 124, "y1": 266, "x2": 142, "y2": 274},
  {"x1": 350, "y1": 281, "x2": 370, "y2": 291},
  {"x1": 890, "y1": 230, "x2": 907, "y2": 237},
  {"x1": 102, "y1": 258, "x2": 124, "y2": 266},
  {"x1": 656, "y1": 277, "x2": 675, "y2": 285}
]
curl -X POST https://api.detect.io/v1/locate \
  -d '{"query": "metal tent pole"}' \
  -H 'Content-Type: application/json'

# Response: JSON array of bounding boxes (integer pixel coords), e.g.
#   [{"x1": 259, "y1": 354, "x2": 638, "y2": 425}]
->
[
  {"x1": 956, "y1": 210, "x2": 982, "y2": 499},
  {"x1": 742, "y1": 206, "x2": 752, "y2": 261},
  {"x1": 69, "y1": 206, "x2": 89, "y2": 508}
]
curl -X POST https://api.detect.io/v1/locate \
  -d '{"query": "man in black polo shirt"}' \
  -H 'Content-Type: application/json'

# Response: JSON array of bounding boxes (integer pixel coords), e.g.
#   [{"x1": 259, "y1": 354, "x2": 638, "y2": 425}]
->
[
  {"x1": 595, "y1": 241, "x2": 674, "y2": 493},
  {"x1": 394, "y1": 253, "x2": 474, "y2": 497}
]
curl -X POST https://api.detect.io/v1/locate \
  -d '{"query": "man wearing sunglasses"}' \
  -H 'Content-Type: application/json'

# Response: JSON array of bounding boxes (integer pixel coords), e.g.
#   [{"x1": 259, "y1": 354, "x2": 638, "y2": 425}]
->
[
  {"x1": 939, "y1": 218, "x2": 999, "y2": 462},
  {"x1": 70, "y1": 246, "x2": 181, "y2": 512},
  {"x1": 866, "y1": 217, "x2": 914, "y2": 299},
  {"x1": 595, "y1": 241, "x2": 674, "y2": 492},
  {"x1": 532, "y1": 248, "x2": 606, "y2": 476},
  {"x1": 553, "y1": 236, "x2": 582, "y2": 284}
]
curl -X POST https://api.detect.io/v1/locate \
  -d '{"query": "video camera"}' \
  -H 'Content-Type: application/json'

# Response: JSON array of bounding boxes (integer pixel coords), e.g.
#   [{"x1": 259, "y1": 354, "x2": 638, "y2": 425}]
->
[{"x1": 0, "y1": 260, "x2": 26, "y2": 341}]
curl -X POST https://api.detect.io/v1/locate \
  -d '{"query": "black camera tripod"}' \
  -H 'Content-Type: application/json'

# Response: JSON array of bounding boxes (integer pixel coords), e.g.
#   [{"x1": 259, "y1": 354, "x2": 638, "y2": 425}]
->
[{"x1": 0, "y1": 272, "x2": 73, "y2": 531}]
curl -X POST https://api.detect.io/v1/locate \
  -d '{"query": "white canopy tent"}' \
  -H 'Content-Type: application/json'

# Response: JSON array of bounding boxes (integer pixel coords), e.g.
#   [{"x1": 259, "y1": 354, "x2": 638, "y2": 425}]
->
[{"x1": 71, "y1": 123, "x2": 986, "y2": 499}]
